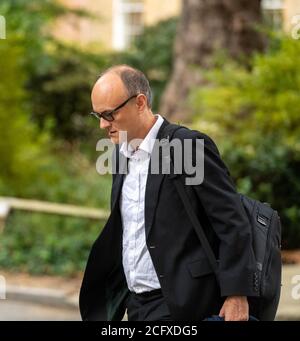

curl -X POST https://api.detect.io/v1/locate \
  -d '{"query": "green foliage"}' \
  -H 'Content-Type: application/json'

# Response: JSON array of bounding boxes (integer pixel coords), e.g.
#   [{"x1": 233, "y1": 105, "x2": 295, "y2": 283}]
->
[
  {"x1": 0, "y1": 0, "x2": 114, "y2": 276},
  {"x1": 23, "y1": 147, "x2": 112, "y2": 208},
  {"x1": 0, "y1": 36, "x2": 50, "y2": 194},
  {"x1": 0, "y1": 211, "x2": 105, "y2": 276},
  {"x1": 0, "y1": 0, "x2": 106, "y2": 142},
  {"x1": 0, "y1": 0, "x2": 89, "y2": 74},
  {"x1": 191, "y1": 36, "x2": 300, "y2": 248},
  {"x1": 0, "y1": 148, "x2": 112, "y2": 276},
  {"x1": 115, "y1": 17, "x2": 178, "y2": 111},
  {"x1": 0, "y1": 0, "x2": 109, "y2": 192},
  {"x1": 28, "y1": 43, "x2": 110, "y2": 141}
]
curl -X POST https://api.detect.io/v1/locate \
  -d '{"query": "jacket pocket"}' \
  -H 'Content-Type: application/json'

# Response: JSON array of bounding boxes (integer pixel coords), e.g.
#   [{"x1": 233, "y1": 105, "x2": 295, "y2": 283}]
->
[{"x1": 187, "y1": 256, "x2": 215, "y2": 278}]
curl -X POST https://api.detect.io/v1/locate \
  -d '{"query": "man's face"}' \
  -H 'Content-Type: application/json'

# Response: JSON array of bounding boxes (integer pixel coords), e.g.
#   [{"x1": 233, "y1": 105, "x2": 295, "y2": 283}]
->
[{"x1": 91, "y1": 74, "x2": 139, "y2": 144}]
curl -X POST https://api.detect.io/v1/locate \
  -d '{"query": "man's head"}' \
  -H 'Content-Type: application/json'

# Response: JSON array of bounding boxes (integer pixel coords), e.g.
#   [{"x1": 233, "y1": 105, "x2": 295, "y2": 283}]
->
[{"x1": 91, "y1": 65, "x2": 154, "y2": 144}]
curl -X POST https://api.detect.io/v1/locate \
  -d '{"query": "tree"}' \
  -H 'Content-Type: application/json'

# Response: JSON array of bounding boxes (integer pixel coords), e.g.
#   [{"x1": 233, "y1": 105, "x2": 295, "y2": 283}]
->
[
  {"x1": 160, "y1": 0, "x2": 264, "y2": 122},
  {"x1": 190, "y1": 36, "x2": 300, "y2": 248}
]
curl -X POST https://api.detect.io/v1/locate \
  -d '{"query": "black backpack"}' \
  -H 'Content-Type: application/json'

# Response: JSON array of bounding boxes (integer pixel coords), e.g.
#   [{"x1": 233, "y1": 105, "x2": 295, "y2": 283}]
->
[{"x1": 163, "y1": 123, "x2": 282, "y2": 321}]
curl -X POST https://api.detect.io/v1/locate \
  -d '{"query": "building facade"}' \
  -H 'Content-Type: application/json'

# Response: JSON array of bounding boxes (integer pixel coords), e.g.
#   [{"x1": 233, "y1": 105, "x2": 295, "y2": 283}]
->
[
  {"x1": 53, "y1": 0, "x2": 300, "y2": 51},
  {"x1": 53, "y1": 0, "x2": 181, "y2": 50}
]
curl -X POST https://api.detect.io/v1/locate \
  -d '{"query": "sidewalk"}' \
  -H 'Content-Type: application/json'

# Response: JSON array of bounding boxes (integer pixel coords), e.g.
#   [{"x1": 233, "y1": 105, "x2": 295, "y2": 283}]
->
[
  {"x1": 2, "y1": 271, "x2": 80, "y2": 311},
  {"x1": 1, "y1": 265, "x2": 300, "y2": 321}
]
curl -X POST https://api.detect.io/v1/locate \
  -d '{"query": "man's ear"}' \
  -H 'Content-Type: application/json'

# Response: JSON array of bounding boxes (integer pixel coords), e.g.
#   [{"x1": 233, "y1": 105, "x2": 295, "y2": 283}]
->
[{"x1": 136, "y1": 94, "x2": 148, "y2": 112}]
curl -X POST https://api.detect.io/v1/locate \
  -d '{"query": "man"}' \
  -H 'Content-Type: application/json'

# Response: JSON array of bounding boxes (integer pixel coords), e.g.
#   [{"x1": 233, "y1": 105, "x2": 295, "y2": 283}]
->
[{"x1": 79, "y1": 65, "x2": 258, "y2": 321}]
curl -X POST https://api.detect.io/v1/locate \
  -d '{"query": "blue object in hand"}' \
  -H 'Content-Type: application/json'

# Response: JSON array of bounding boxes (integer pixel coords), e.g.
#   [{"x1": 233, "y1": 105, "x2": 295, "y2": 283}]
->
[{"x1": 203, "y1": 315, "x2": 259, "y2": 321}]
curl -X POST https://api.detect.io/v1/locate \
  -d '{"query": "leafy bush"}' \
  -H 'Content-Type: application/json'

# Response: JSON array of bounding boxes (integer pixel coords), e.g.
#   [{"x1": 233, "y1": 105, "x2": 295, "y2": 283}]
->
[
  {"x1": 0, "y1": 36, "x2": 50, "y2": 194},
  {"x1": 0, "y1": 0, "x2": 108, "y2": 142},
  {"x1": 28, "y1": 43, "x2": 110, "y2": 142},
  {"x1": 191, "y1": 36, "x2": 300, "y2": 248},
  {"x1": 0, "y1": 211, "x2": 106, "y2": 276},
  {"x1": 24, "y1": 147, "x2": 112, "y2": 208},
  {"x1": 0, "y1": 147, "x2": 112, "y2": 276}
]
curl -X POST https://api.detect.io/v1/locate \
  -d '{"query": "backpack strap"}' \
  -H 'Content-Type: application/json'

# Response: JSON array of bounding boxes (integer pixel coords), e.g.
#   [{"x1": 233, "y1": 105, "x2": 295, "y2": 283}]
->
[
  {"x1": 172, "y1": 176, "x2": 219, "y2": 273},
  {"x1": 161, "y1": 122, "x2": 183, "y2": 142},
  {"x1": 162, "y1": 123, "x2": 219, "y2": 274}
]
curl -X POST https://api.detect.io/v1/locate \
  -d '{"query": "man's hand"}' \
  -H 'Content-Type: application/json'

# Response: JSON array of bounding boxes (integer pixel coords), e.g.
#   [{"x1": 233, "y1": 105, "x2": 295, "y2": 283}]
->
[{"x1": 219, "y1": 296, "x2": 249, "y2": 321}]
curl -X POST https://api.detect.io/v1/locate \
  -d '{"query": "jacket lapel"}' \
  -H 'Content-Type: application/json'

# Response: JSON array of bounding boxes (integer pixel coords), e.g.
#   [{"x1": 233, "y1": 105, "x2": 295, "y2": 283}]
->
[
  {"x1": 111, "y1": 174, "x2": 124, "y2": 210},
  {"x1": 145, "y1": 118, "x2": 170, "y2": 239},
  {"x1": 111, "y1": 149, "x2": 128, "y2": 210}
]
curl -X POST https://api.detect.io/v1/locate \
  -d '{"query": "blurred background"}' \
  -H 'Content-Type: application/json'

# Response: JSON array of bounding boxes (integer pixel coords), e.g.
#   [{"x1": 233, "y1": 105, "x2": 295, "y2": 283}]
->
[{"x1": 0, "y1": 0, "x2": 299, "y2": 320}]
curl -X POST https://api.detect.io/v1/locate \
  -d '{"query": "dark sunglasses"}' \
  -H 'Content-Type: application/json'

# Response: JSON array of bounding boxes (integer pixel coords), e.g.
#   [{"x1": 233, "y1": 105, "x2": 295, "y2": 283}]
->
[{"x1": 90, "y1": 94, "x2": 138, "y2": 122}]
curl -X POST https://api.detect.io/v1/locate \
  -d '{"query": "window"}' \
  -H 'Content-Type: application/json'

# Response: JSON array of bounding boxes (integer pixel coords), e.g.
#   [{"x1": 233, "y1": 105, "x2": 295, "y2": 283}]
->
[
  {"x1": 113, "y1": 0, "x2": 144, "y2": 50},
  {"x1": 262, "y1": 0, "x2": 284, "y2": 29}
]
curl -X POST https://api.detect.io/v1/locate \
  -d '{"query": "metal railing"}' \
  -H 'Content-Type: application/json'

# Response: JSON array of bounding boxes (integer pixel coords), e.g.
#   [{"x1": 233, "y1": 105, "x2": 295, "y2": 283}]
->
[{"x1": 0, "y1": 197, "x2": 109, "y2": 232}]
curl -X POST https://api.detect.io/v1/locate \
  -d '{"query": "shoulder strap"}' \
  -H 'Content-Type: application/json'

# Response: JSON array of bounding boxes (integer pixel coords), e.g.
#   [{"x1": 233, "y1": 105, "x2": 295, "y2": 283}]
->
[
  {"x1": 163, "y1": 123, "x2": 219, "y2": 274},
  {"x1": 172, "y1": 176, "x2": 219, "y2": 273},
  {"x1": 161, "y1": 122, "x2": 183, "y2": 140}
]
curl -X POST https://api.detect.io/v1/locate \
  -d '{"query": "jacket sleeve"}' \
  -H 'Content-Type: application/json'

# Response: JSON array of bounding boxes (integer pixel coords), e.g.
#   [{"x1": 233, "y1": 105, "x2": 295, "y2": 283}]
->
[{"x1": 174, "y1": 128, "x2": 258, "y2": 297}]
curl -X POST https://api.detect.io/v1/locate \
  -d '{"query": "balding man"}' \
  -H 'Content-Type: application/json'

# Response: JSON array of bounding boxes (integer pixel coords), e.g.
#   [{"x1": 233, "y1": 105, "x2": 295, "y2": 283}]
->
[{"x1": 79, "y1": 65, "x2": 258, "y2": 321}]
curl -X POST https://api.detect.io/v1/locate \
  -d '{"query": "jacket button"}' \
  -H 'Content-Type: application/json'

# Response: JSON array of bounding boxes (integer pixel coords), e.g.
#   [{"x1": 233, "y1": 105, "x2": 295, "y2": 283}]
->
[
  {"x1": 149, "y1": 245, "x2": 156, "y2": 249},
  {"x1": 159, "y1": 274, "x2": 164, "y2": 278}
]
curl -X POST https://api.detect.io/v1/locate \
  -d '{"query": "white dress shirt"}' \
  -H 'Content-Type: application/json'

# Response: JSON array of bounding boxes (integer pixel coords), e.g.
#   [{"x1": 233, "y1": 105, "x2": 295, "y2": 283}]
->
[{"x1": 119, "y1": 114, "x2": 164, "y2": 293}]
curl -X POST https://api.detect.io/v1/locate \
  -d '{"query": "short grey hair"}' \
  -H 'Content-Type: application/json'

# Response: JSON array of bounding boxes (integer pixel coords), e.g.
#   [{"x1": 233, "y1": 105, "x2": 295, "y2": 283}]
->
[{"x1": 99, "y1": 65, "x2": 153, "y2": 108}]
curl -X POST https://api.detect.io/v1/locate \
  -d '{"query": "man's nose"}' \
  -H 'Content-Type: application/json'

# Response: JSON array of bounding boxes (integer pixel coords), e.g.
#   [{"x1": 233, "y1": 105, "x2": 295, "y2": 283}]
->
[{"x1": 100, "y1": 118, "x2": 111, "y2": 129}]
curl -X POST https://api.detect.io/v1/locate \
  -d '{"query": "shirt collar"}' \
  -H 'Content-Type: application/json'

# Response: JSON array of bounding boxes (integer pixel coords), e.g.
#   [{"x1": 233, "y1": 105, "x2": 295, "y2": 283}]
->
[{"x1": 120, "y1": 114, "x2": 164, "y2": 158}]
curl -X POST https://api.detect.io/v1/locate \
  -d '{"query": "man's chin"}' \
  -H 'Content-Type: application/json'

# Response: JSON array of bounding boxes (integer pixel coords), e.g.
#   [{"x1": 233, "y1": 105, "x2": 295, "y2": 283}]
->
[{"x1": 110, "y1": 136, "x2": 119, "y2": 144}]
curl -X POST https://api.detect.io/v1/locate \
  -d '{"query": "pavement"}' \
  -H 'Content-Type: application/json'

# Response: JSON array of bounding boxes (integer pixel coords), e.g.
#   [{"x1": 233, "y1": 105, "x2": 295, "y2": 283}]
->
[
  {"x1": 0, "y1": 300, "x2": 81, "y2": 321},
  {"x1": 0, "y1": 265, "x2": 299, "y2": 321},
  {"x1": 0, "y1": 271, "x2": 81, "y2": 321}
]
